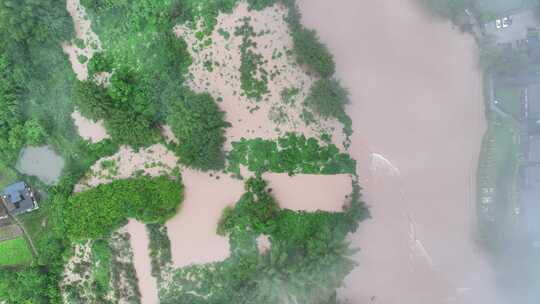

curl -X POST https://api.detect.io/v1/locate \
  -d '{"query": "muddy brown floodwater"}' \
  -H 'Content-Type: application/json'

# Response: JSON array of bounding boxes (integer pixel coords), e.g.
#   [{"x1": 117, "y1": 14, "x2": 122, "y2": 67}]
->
[{"x1": 299, "y1": 1, "x2": 500, "y2": 303}]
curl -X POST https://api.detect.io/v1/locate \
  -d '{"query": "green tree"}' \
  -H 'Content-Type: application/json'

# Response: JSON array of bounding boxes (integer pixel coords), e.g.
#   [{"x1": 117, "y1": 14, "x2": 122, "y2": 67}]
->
[
  {"x1": 305, "y1": 78, "x2": 349, "y2": 120},
  {"x1": 167, "y1": 90, "x2": 230, "y2": 171},
  {"x1": 292, "y1": 27, "x2": 335, "y2": 78}
]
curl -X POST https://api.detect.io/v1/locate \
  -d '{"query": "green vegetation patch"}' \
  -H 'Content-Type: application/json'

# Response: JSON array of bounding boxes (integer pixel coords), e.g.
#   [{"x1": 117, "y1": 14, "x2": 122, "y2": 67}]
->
[
  {"x1": 161, "y1": 176, "x2": 365, "y2": 304},
  {"x1": 291, "y1": 26, "x2": 335, "y2": 78},
  {"x1": 227, "y1": 133, "x2": 356, "y2": 177},
  {"x1": 91, "y1": 239, "x2": 112, "y2": 299},
  {"x1": 59, "y1": 175, "x2": 183, "y2": 241},
  {"x1": 0, "y1": 267, "x2": 51, "y2": 303},
  {"x1": 235, "y1": 17, "x2": 269, "y2": 101},
  {"x1": 304, "y1": 78, "x2": 353, "y2": 137},
  {"x1": 147, "y1": 223, "x2": 173, "y2": 282},
  {"x1": 0, "y1": 237, "x2": 33, "y2": 266}
]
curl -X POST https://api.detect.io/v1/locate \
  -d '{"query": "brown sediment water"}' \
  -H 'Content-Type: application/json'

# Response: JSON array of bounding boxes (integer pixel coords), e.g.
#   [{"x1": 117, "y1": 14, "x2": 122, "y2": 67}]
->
[
  {"x1": 166, "y1": 169, "x2": 245, "y2": 268},
  {"x1": 263, "y1": 173, "x2": 352, "y2": 212},
  {"x1": 298, "y1": 0, "x2": 499, "y2": 303},
  {"x1": 63, "y1": 0, "x2": 102, "y2": 81},
  {"x1": 127, "y1": 220, "x2": 159, "y2": 304},
  {"x1": 71, "y1": 111, "x2": 110, "y2": 143},
  {"x1": 175, "y1": 2, "x2": 344, "y2": 151}
]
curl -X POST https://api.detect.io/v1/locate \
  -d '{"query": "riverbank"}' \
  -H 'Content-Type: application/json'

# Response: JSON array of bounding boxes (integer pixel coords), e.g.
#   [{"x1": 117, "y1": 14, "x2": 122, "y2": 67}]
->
[{"x1": 299, "y1": 0, "x2": 499, "y2": 302}]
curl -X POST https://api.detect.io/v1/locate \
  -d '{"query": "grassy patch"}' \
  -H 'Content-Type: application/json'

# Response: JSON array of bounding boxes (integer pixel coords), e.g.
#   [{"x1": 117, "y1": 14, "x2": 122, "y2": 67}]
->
[
  {"x1": 494, "y1": 85, "x2": 522, "y2": 119},
  {"x1": 0, "y1": 237, "x2": 33, "y2": 266},
  {"x1": 235, "y1": 17, "x2": 269, "y2": 101}
]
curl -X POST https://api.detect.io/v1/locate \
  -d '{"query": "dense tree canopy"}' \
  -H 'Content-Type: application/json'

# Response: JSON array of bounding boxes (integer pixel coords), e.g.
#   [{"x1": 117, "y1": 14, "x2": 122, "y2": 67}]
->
[
  {"x1": 0, "y1": 0, "x2": 73, "y2": 43},
  {"x1": 167, "y1": 90, "x2": 230, "y2": 171}
]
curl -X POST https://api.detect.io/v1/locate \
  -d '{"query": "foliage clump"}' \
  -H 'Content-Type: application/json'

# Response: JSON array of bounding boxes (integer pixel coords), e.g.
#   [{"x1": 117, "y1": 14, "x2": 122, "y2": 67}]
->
[
  {"x1": 228, "y1": 133, "x2": 356, "y2": 176},
  {"x1": 167, "y1": 90, "x2": 230, "y2": 171},
  {"x1": 59, "y1": 176, "x2": 183, "y2": 241},
  {"x1": 235, "y1": 17, "x2": 269, "y2": 100}
]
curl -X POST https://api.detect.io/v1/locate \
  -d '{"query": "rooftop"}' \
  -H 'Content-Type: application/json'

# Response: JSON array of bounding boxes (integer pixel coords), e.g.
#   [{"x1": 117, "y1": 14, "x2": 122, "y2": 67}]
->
[{"x1": 1, "y1": 182, "x2": 37, "y2": 217}]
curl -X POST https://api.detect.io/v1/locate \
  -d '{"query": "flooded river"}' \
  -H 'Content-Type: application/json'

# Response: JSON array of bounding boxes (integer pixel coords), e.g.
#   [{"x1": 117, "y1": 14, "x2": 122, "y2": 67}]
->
[{"x1": 299, "y1": 0, "x2": 499, "y2": 303}]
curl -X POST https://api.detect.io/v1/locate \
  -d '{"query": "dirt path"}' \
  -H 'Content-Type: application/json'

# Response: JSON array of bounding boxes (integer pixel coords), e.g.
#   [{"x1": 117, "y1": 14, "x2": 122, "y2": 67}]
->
[{"x1": 298, "y1": 1, "x2": 499, "y2": 303}]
